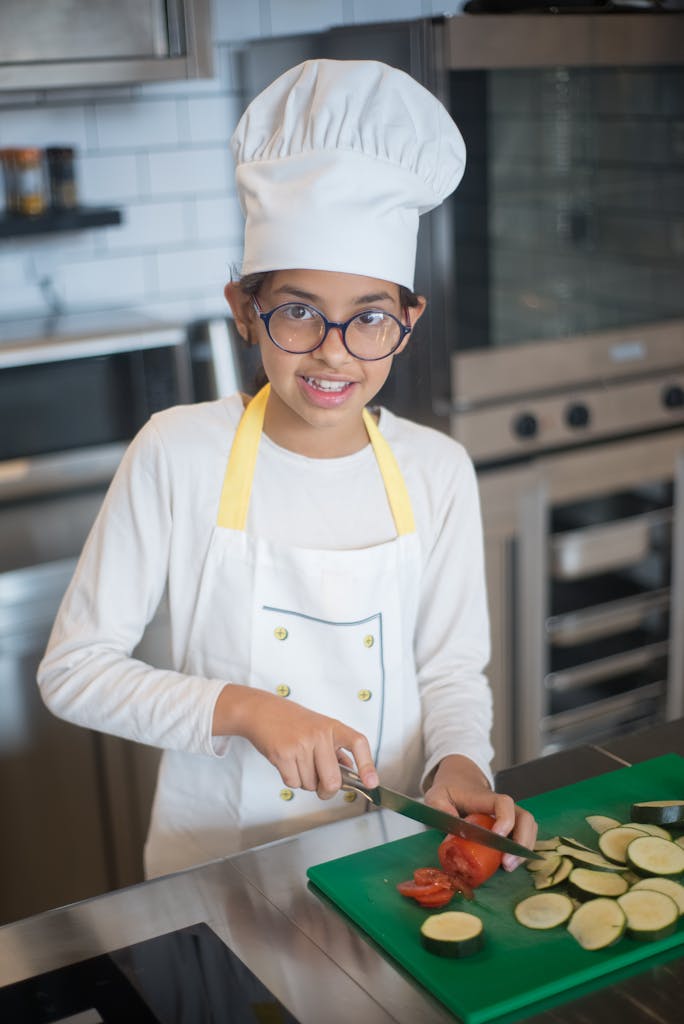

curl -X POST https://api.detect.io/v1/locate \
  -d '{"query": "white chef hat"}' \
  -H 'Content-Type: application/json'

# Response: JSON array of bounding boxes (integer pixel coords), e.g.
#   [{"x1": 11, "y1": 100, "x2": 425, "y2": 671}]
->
[{"x1": 231, "y1": 59, "x2": 465, "y2": 290}]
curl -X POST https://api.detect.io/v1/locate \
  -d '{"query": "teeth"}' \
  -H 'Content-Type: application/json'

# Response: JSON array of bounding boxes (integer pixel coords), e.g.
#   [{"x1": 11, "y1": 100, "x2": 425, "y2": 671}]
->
[{"x1": 304, "y1": 377, "x2": 349, "y2": 392}]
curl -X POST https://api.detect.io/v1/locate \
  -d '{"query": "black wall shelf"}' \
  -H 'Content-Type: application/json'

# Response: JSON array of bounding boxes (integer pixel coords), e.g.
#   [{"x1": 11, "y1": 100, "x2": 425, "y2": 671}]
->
[{"x1": 0, "y1": 207, "x2": 122, "y2": 239}]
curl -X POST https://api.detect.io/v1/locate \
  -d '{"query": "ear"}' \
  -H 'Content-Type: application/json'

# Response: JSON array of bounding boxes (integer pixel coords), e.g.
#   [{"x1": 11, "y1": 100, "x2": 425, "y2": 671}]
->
[
  {"x1": 224, "y1": 282, "x2": 255, "y2": 343},
  {"x1": 396, "y1": 295, "x2": 427, "y2": 355}
]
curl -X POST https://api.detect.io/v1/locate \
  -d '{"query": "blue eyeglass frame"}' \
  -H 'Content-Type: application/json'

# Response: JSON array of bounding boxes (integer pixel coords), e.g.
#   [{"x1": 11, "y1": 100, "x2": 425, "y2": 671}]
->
[{"x1": 251, "y1": 296, "x2": 412, "y2": 361}]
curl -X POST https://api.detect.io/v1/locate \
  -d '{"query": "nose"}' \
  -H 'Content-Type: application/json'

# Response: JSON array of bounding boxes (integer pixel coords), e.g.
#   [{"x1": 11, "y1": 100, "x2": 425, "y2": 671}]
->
[{"x1": 315, "y1": 323, "x2": 352, "y2": 366}]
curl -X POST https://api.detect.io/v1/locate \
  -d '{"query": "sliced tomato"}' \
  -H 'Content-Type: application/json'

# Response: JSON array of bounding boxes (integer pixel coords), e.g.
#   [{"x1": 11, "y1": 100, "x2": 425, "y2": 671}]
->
[
  {"x1": 396, "y1": 877, "x2": 454, "y2": 908},
  {"x1": 438, "y1": 812, "x2": 503, "y2": 889},
  {"x1": 413, "y1": 867, "x2": 453, "y2": 887}
]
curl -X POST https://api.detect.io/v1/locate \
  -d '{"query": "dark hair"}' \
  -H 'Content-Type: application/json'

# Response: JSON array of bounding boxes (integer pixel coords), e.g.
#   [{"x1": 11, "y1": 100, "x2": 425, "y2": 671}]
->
[{"x1": 237, "y1": 270, "x2": 420, "y2": 308}]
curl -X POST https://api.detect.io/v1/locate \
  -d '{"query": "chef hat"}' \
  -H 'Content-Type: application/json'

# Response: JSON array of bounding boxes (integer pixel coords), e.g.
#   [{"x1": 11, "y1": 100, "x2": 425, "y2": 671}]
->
[{"x1": 231, "y1": 59, "x2": 465, "y2": 290}]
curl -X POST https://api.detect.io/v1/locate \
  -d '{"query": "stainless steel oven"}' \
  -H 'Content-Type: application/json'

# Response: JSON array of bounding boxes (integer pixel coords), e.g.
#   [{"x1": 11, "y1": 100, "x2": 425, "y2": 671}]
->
[
  {"x1": 0, "y1": 311, "x2": 192, "y2": 924},
  {"x1": 237, "y1": 13, "x2": 684, "y2": 769}
]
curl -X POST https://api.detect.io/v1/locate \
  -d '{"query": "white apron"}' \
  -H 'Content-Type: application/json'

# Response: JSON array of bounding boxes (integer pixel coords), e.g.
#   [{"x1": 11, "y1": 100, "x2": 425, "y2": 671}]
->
[{"x1": 144, "y1": 384, "x2": 425, "y2": 877}]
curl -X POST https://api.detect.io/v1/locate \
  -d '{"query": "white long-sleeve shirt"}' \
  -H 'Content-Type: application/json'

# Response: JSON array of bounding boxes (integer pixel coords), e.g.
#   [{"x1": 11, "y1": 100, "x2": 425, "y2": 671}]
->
[{"x1": 38, "y1": 393, "x2": 493, "y2": 793}]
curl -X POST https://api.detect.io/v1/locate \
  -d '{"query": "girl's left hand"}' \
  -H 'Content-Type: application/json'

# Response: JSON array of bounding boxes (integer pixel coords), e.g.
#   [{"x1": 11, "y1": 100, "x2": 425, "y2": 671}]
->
[{"x1": 423, "y1": 754, "x2": 538, "y2": 872}]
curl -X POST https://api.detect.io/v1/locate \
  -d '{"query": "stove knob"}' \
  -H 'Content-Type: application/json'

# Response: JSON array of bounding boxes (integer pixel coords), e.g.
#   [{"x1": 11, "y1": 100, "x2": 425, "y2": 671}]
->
[
  {"x1": 513, "y1": 412, "x2": 538, "y2": 440},
  {"x1": 663, "y1": 384, "x2": 684, "y2": 409},
  {"x1": 565, "y1": 402, "x2": 591, "y2": 429}
]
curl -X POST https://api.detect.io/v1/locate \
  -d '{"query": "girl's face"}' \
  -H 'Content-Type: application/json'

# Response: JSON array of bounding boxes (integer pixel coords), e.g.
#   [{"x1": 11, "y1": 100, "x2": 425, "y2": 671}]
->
[{"x1": 225, "y1": 269, "x2": 425, "y2": 458}]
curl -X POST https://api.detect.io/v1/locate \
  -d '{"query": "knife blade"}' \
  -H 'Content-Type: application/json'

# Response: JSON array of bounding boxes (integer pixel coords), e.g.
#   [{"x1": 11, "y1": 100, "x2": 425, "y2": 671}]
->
[{"x1": 339, "y1": 765, "x2": 539, "y2": 861}]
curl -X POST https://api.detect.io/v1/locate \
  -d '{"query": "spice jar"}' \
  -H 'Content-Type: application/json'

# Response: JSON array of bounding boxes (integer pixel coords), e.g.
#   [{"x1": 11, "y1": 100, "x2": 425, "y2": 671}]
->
[
  {"x1": 0, "y1": 149, "x2": 19, "y2": 214},
  {"x1": 46, "y1": 146, "x2": 78, "y2": 210},
  {"x1": 15, "y1": 147, "x2": 46, "y2": 216}
]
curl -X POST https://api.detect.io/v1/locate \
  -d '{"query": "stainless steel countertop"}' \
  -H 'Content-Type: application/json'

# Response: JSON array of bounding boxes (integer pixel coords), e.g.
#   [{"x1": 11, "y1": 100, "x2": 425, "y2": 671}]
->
[{"x1": 1, "y1": 726, "x2": 683, "y2": 1023}]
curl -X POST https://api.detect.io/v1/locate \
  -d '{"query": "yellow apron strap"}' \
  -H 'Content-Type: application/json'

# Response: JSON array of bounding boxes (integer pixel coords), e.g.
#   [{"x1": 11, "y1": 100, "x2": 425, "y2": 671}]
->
[
  {"x1": 217, "y1": 383, "x2": 270, "y2": 530},
  {"x1": 217, "y1": 383, "x2": 416, "y2": 536},
  {"x1": 362, "y1": 408, "x2": 416, "y2": 537}
]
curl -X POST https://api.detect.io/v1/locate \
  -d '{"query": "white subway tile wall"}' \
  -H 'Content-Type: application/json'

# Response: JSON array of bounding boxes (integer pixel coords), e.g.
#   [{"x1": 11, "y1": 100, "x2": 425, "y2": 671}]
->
[{"x1": 0, "y1": 0, "x2": 466, "y2": 322}]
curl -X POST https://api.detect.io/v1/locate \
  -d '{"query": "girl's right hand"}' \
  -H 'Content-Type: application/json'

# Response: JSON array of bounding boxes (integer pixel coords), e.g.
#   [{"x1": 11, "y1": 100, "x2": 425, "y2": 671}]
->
[{"x1": 213, "y1": 684, "x2": 378, "y2": 798}]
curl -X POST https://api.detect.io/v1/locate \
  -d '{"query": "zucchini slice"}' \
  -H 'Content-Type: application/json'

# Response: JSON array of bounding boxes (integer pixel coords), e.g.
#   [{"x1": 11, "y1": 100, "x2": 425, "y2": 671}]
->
[
  {"x1": 420, "y1": 911, "x2": 484, "y2": 957},
  {"x1": 586, "y1": 814, "x2": 621, "y2": 835},
  {"x1": 598, "y1": 826, "x2": 649, "y2": 865},
  {"x1": 514, "y1": 892, "x2": 574, "y2": 930},
  {"x1": 631, "y1": 800, "x2": 684, "y2": 826},
  {"x1": 626, "y1": 835, "x2": 684, "y2": 878},
  {"x1": 559, "y1": 835, "x2": 595, "y2": 852},
  {"x1": 624, "y1": 821, "x2": 672, "y2": 841},
  {"x1": 568, "y1": 867, "x2": 629, "y2": 901},
  {"x1": 534, "y1": 837, "x2": 561, "y2": 852},
  {"x1": 555, "y1": 845, "x2": 624, "y2": 872},
  {"x1": 567, "y1": 897, "x2": 626, "y2": 951},
  {"x1": 535, "y1": 857, "x2": 573, "y2": 890},
  {"x1": 617, "y1": 889, "x2": 679, "y2": 941},
  {"x1": 526, "y1": 854, "x2": 561, "y2": 874},
  {"x1": 631, "y1": 877, "x2": 684, "y2": 916}
]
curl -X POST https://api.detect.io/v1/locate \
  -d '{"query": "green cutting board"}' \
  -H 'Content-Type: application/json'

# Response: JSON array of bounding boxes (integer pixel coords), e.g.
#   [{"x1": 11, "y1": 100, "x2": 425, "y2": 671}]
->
[{"x1": 307, "y1": 754, "x2": 684, "y2": 1024}]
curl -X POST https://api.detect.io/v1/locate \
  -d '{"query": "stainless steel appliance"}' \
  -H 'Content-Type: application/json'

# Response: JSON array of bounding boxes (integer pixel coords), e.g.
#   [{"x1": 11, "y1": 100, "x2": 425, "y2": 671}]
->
[
  {"x1": 0, "y1": 0, "x2": 212, "y2": 90},
  {"x1": 236, "y1": 13, "x2": 684, "y2": 767},
  {"x1": 0, "y1": 311, "x2": 192, "y2": 925}
]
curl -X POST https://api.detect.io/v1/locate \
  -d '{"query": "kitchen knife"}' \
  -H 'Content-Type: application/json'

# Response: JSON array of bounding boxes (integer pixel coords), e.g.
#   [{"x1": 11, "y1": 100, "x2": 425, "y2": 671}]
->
[{"x1": 339, "y1": 765, "x2": 539, "y2": 860}]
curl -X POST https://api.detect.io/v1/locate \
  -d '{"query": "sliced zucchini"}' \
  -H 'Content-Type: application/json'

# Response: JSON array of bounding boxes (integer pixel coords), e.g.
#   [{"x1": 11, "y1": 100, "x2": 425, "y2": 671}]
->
[
  {"x1": 535, "y1": 857, "x2": 573, "y2": 890},
  {"x1": 617, "y1": 889, "x2": 679, "y2": 942},
  {"x1": 555, "y1": 845, "x2": 624, "y2": 872},
  {"x1": 420, "y1": 911, "x2": 484, "y2": 957},
  {"x1": 624, "y1": 821, "x2": 672, "y2": 841},
  {"x1": 631, "y1": 800, "x2": 684, "y2": 826},
  {"x1": 677, "y1": 836, "x2": 684, "y2": 851},
  {"x1": 631, "y1": 877, "x2": 684, "y2": 916},
  {"x1": 534, "y1": 837, "x2": 561, "y2": 852},
  {"x1": 586, "y1": 814, "x2": 621, "y2": 835},
  {"x1": 568, "y1": 867, "x2": 629, "y2": 901},
  {"x1": 559, "y1": 835, "x2": 595, "y2": 853},
  {"x1": 526, "y1": 853, "x2": 561, "y2": 874},
  {"x1": 515, "y1": 892, "x2": 574, "y2": 930},
  {"x1": 567, "y1": 897, "x2": 626, "y2": 951},
  {"x1": 621, "y1": 870, "x2": 642, "y2": 886},
  {"x1": 598, "y1": 826, "x2": 649, "y2": 865},
  {"x1": 626, "y1": 835, "x2": 684, "y2": 878}
]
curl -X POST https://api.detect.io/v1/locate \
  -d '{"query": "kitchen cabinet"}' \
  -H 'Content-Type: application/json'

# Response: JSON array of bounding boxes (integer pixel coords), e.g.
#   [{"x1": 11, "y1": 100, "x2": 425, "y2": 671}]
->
[{"x1": 0, "y1": 0, "x2": 212, "y2": 90}]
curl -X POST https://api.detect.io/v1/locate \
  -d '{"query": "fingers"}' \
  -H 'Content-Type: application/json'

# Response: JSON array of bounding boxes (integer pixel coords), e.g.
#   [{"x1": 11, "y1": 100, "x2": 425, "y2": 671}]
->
[{"x1": 345, "y1": 734, "x2": 378, "y2": 789}]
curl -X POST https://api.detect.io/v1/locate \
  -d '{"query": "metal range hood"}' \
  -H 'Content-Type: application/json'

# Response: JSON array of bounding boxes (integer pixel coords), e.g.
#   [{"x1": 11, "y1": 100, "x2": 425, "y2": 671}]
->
[{"x1": 442, "y1": 11, "x2": 684, "y2": 68}]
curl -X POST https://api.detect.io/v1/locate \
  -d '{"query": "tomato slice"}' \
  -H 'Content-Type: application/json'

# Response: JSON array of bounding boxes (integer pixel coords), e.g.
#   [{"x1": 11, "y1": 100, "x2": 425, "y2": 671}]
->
[
  {"x1": 438, "y1": 813, "x2": 503, "y2": 889},
  {"x1": 396, "y1": 879, "x2": 449, "y2": 900},
  {"x1": 412, "y1": 887, "x2": 454, "y2": 908},
  {"x1": 397, "y1": 873, "x2": 455, "y2": 908},
  {"x1": 413, "y1": 867, "x2": 453, "y2": 887}
]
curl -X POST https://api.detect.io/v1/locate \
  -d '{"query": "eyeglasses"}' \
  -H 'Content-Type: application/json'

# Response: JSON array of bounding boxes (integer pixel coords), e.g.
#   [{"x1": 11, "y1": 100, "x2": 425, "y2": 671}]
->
[{"x1": 251, "y1": 297, "x2": 412, "y2": 362}]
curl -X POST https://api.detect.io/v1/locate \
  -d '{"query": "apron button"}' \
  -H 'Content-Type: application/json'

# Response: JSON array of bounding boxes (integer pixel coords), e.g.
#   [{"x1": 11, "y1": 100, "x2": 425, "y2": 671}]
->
[
  {"x1": 363, "y1": 634, "x2": 375, "y2": 648},
  {"x1": 273, "y1": 626, "x2": 288, "y2": 641},
  {"x1": 275, "y1": 684, "x2": 291, "y2": 697},
  {"x1": 279, "y1": 788, "x2": 294, "y2": 801},
  {"x1": 343, "y1": 791, "x2": 358, "y2": 803},
  {"x1": 357, "y1": 689, "x2": 372, "y2": 702}
]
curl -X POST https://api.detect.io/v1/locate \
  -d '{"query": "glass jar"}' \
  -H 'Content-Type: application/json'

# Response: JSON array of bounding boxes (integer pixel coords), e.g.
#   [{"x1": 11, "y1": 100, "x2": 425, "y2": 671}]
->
[
  {"x1": 46, "y1": 146, "x2": 77, "y2": 210},
  {"x1": 0, "y1": 149, "x2": 19, "y2": 214},
  {"x1": 15, "y1": 148, "x2": 46, "y2": 216}
]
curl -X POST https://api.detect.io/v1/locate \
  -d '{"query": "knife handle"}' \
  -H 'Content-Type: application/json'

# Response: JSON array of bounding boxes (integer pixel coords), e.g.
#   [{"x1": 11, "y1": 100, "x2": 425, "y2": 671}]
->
[{"x1": 338, "y1": 764, "x2": 381, "y2": 806}]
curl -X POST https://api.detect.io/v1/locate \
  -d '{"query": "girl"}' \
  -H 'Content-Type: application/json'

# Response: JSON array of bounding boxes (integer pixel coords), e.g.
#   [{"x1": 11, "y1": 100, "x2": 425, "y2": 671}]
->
[{"x1": 38, "y1": 59, "x2": 536, "y2": 878}]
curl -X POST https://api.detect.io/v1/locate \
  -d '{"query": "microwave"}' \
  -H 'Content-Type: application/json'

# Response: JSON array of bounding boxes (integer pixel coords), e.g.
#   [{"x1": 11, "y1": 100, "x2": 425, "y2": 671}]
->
[{"x1": 0, "y1": 312, "x2": 192, "y2": 465}]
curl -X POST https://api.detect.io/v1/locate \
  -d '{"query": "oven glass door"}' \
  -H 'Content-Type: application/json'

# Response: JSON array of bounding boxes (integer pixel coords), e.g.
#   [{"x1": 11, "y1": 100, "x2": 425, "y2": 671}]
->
[{"x1": 449, "y1": 64, "x2": 684, "y2": 351}]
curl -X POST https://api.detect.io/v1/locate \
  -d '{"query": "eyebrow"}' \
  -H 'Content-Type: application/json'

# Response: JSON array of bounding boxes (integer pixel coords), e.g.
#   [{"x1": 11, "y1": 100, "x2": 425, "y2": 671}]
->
[{"x1": 271, "y1": 285, "x2": 396, "y2": 306}]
